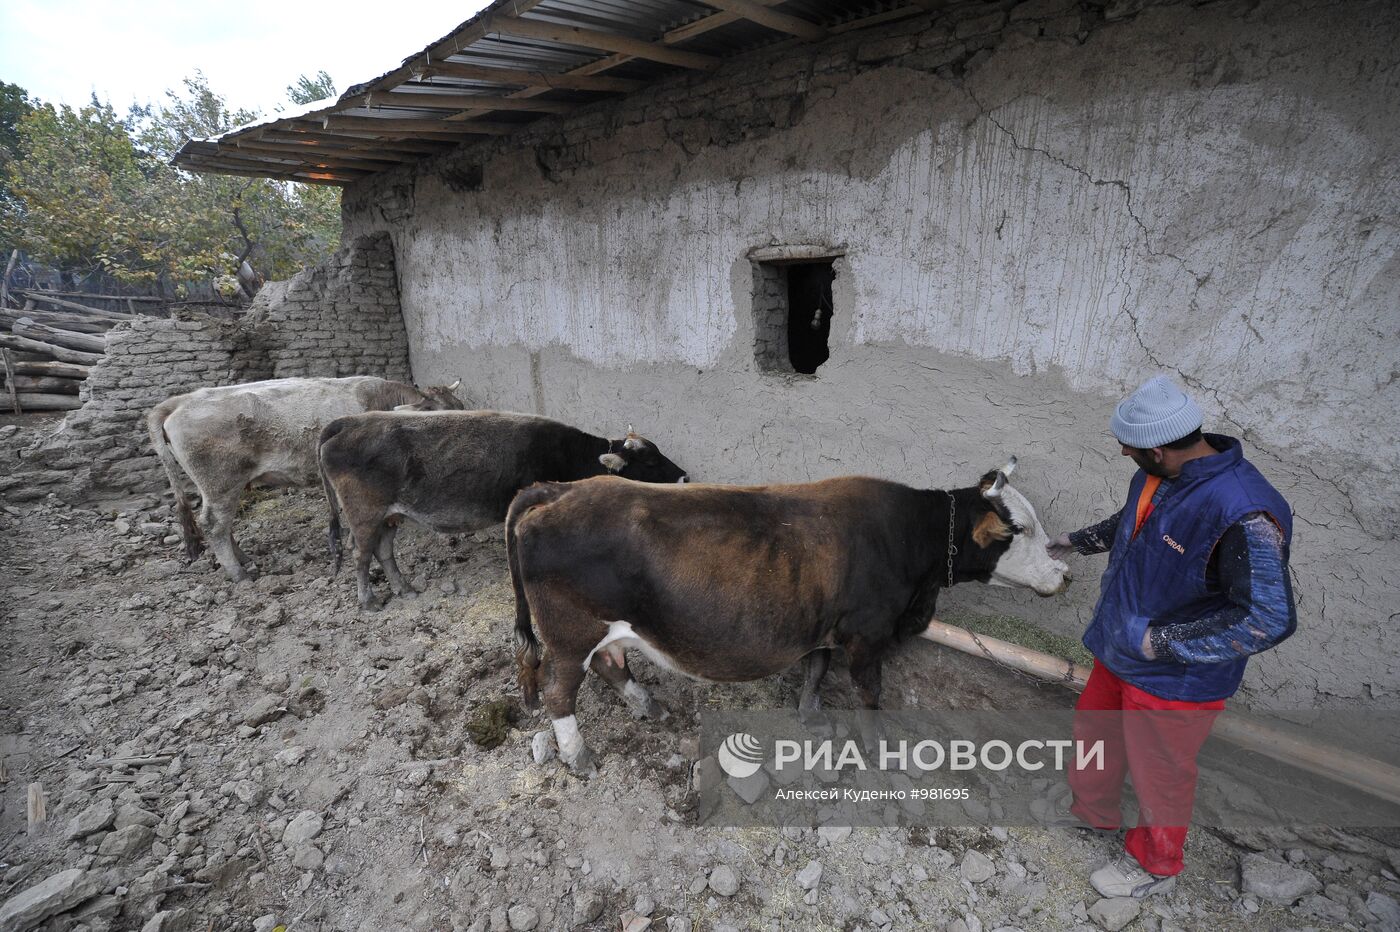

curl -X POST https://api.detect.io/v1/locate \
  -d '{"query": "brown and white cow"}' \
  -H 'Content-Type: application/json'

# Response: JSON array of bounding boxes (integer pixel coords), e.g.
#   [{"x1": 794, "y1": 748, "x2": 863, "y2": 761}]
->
[
  {"x1": 317, "y1": 411, "x2": 688, "y2": 609},
  {"x1": 148, "y1": 376, "x2": 464, "y2": 581},
  {"x1": 506, "y1": 460, "x2": 1071, "y2": 773}
]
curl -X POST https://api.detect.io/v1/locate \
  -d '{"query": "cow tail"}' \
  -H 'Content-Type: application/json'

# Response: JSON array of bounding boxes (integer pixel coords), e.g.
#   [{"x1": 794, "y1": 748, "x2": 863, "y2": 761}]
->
[
  {"x1": 318, "y1": 419, "x2": 347, "y2": 574},
  {"x1": 146, "y1": 400, "x2": 203, "y2": 560},
  {"x1": 506, "y1": 483, "x2": 570, "y2": 711}
]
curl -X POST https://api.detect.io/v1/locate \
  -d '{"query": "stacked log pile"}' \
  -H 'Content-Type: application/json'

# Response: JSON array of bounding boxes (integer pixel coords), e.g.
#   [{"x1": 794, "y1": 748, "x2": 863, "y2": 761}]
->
[{"x1": 0, "y1": 253, "x2": 155, "y2": 413}]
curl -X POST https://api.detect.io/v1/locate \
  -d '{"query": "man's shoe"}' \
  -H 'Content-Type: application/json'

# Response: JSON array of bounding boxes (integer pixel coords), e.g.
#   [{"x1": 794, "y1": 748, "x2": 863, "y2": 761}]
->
[
  {"x1": 1090, "y1": 856, "x2": 1177, "y2": 898},
  {"x1": 1030, "y1": 794, "x2": 1117, "y2": 834}
]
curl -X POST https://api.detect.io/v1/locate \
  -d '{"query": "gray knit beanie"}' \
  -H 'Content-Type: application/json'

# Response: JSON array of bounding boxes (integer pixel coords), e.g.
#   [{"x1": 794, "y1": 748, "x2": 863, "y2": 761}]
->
[{"x1": 1110, "y1": 376, "x2": 1203, "y2": 448}]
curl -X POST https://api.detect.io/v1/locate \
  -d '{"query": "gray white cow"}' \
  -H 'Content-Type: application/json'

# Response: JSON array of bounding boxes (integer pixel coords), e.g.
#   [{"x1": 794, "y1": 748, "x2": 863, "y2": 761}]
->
[
  {"x1": 317, "y1": 410, "x2": 688, "y2": 609},
  {"x1": 148, "y1": 375, "x2": 463, "y2": 580}
]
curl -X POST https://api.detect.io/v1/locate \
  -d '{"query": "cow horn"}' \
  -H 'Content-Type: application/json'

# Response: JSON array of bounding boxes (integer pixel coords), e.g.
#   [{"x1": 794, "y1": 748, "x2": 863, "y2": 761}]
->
[
  {"x1": 599, "y1": 452, "x2": 627, "y2": 473},
  {"x1": 983, "y1": 472, "x2": 1006, "y2": 499},
  {"x1": 1001, "y1": 455, "x2": 1018, "y2": 478},
  {"x1": 448, "y1": 379, "x2": 461, "y2": 391}
]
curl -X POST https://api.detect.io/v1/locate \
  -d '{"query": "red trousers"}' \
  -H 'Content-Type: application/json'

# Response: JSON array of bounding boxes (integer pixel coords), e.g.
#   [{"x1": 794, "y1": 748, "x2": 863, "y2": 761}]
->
[{"x1": 1068, "y1": 660, "x2": 1224, "y2": 876}]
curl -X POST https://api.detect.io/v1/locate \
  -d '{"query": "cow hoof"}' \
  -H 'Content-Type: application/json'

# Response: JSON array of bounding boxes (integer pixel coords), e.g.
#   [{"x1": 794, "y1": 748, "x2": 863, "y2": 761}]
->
[
  {"x1": 359, "y1": 598, "x2": 383, "y2": 614},
  {"x1": 398, "y1": 589, "x2": 420, "y2": 601},
  {"x1": 563, "y1": 745, "x2": 597, "y2": 777}
]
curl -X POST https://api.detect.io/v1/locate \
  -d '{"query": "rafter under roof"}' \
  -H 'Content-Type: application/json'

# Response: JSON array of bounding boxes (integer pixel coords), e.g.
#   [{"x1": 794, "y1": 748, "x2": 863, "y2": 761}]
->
[{"x1": 173, "y1": 0, "x2": 930, "y2": 185}]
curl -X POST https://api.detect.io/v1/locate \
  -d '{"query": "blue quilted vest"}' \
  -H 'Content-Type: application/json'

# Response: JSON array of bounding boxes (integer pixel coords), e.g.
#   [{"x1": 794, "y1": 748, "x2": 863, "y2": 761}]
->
[{"x1": 1082, "y1": 435, "x2": 1293, "y2": 702}]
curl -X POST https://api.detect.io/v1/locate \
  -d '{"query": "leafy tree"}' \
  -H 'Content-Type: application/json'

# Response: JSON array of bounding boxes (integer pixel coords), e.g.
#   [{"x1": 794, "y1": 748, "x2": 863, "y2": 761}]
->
[
  {"x1": 287, "y1": 70, "x2": 337, "y2": 106},
  {"x1": 1, "y1": 72, "x2": 340, "y2": 296},
  {"x1": 0, "y1": 82, "x2": 35, "y2": 201}
]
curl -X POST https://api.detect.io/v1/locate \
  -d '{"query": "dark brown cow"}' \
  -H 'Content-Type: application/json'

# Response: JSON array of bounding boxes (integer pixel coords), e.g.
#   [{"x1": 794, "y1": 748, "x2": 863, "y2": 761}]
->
[
  {"x1": 318, "y1": 411, "x2": 688, "y2": 609},
  {"x1": 506, "y1": 460, "x2": 1070, "y2": 772}
]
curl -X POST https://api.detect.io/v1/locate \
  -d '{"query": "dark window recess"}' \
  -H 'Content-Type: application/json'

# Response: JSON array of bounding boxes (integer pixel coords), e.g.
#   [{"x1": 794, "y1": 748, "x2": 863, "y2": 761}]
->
[
  {"x1": 752, "y1": 258, "x2": 836, "y2": 375},
  {"x1": 786, "y1": 262, "x2": 835, "y2": 374}
]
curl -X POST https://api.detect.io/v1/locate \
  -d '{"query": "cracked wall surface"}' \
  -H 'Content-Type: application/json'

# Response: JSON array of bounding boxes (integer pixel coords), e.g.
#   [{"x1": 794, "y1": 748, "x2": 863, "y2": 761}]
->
[{"x1": 343, "y1": 0, "x2": 1400, "y2": 708}]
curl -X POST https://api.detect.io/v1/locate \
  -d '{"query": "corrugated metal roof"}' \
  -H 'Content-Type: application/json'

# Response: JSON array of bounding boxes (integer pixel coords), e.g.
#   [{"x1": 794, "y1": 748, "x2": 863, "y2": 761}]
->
[{"x1": 173, "y1": 0, "x2": 925, "y2": 186}]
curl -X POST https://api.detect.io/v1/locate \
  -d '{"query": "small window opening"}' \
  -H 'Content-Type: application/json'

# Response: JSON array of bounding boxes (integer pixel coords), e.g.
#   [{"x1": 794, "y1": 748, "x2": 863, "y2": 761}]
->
[
  {"x1": 752, "y1": 257, "x2": 836, "y2": 375},
  {"x1": 786, "y1": 261, "x2": 835, "y2": 374}
]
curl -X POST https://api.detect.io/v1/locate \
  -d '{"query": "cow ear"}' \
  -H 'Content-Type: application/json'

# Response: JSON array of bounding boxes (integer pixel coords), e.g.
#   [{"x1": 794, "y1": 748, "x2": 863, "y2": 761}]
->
[
  {"x1": 599, "y1": 453, "x2": 627, "y2": 473},
  {"x1": 972, "y1": 510, "x2": 1013, "y2": 547}
]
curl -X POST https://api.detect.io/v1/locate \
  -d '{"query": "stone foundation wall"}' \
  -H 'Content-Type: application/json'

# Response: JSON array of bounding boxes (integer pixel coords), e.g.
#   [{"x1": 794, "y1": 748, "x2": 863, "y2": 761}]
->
[{"x1": 1, "y1": 232, "x2": 410, "y2": 501}]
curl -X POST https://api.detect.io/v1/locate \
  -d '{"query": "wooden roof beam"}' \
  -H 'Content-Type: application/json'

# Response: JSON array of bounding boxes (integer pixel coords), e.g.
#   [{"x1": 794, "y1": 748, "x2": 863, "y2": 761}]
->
[
  {"x1": 182, "y1": 158, "x2": 362, "y2": 185},
  {"x1": 360, "y1": 90, "x2": 574, "y2": 113},
  {"x1": 664, "y1": 0, "x2": 787, "y2": 44},
  {"x1": 320, "y1": 116, "x2": 520, "y2": 135},
  {"x1": 412, "y1": 62, "x2": 644, "y2": 94},
  {"x1": 231, "y1": 139, "x2": 411, "y2": 168},
  {"x1": 261, "y1": 129, "x2": 455, "y2": 155},
  {"x1": 693, "y1": 0, "x2": 827, "y2": 41},
  {"x1": 486, "y1": 15, "x2": 720, "y2": 71}
]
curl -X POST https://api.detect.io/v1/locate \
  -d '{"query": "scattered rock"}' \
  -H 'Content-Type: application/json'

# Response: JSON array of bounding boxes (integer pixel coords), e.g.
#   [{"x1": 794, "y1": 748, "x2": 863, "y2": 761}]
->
[
  {"x1": 1240, "y1": 853, "x2": 1321, "y2": 904},
  {"x1": 0, "y1": 868, "x2": 102, "y2": 931},
  {"x1": 252, "y1": 916, "x2": 279, "y2": 932},
  {"x1": 796, "y1": 860, "x2": 823, "y2": 890},
  {"x1": 115, "y1": 803, "x2": 160, "y2": 828},
  {"x1": 282, "y1": 810, "x2": 325, "y2": 846},
  {"x1": 64, "y1": 799, "x2": 115, "y2": 840},
  {"x1": 98, "y1": 823, "x2": 155, "y2": 859},
  {"x1": 242, "y1": 694, "x2": 285, "y2": 727},
  {"x1": 961, "y1": 850, "x2": 995, "y2": 884},
  {"x1": 531, "y1": 730, "x2": 555, "y2": 765},
  {"x1": 727, "y1": 767, "x2": 769, "y2": 804},
  {"x1": 141, "y1": 908, "x2": 192, "y2": 932},
  {"x1": 507, "y1": 904, "x2": 540, "y2": 930},
  {"x1": 1367, "y1": 891, "x2": 1400, "y2": 929},
  {"x1": 292, "y1": 844, "x2": 324, "y2": 871},
  {"x1": 817, "y1": 825, "x2": 851, "y2": 844},
  {"x1": 1088, "y1": 897, "x2": 1141, "y2": 931},
  {"x1": 571, "y1": 891, "x2": 605, "y2": 926},
  {"x1": 708, "y1": 864, "x2": 740, "y2": 896}
]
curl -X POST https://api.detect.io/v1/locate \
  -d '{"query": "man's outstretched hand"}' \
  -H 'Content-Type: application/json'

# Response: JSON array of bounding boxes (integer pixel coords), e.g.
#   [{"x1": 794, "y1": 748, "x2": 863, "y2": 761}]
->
[{"x1": 1046, "y1": 533, "x2": 1074, "y2": 561}]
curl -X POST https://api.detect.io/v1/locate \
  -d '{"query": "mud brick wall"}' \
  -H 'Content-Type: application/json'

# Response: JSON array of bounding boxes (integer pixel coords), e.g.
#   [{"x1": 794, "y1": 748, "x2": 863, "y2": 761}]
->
[
  {"x1": 2, "y1": 233, "x2": 411, "y2": 501},
  {"x1": 248, "y1": 231, "x2": 410, "y2": 382}
]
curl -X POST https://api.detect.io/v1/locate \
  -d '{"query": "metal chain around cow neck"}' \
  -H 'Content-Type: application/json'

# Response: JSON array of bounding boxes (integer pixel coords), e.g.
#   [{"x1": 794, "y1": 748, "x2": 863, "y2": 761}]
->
[{"x1": 945, "y1": 491, "x2": 958, "y2": 588}]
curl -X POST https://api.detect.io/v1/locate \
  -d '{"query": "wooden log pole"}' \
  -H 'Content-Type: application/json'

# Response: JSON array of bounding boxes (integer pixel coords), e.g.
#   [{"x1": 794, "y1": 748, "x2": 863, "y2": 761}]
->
[
  {"x1": 15, "y1": 290, "x2": 137, "y2": 319},
  {"x1": 1, "y1": 348, "x2": 18, "y2": 414},
  {"x1": 917, "y1": 618, "x2": 1400, "y2": 808},
  {"x1": 27, "y1": 782, "x2": 46, "y2": 833},
  {"x1": 11, "y1": 360, "x2": 89, "y2": 378},
  {"x1": 0, "y1": 333, "x2": 103, "y2": 366},
  {"x1": 0, "y1": 249, "x2": 17, "y2": 309},
  {"x1": 0, "y1": 308, "x2": 114, "y2": 333},
  {"x1": 4, "y1": 375, "x2": 82, "y2": 394},
  {"x1": 13, "y1": 318, "x2": 107, "y2": 353},
  {"x1": 12, "y1": 392, "x2": 83, "y2": 411}
]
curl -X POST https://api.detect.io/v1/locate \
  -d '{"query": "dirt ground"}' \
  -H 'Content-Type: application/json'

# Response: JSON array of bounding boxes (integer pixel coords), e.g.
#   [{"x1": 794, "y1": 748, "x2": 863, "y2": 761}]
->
[{"x1": 3, "y1": 475, "x2": 1399, "y2": 931}]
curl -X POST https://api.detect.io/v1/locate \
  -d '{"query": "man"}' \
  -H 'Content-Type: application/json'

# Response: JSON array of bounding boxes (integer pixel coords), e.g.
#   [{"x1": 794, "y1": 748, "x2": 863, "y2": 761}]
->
[{"x1": 1045, "y1": 375, "x2": 1296, "y2": 898}]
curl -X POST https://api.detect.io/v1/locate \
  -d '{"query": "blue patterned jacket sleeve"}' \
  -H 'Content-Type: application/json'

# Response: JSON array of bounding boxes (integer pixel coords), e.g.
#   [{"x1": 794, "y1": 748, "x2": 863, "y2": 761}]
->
[
  {"x1": 1068, "y1": 509, "x2": 1123, "y2": 555},
  {"x1": 1148, "y1": 513, "x2": 1296, "y2": 664}
]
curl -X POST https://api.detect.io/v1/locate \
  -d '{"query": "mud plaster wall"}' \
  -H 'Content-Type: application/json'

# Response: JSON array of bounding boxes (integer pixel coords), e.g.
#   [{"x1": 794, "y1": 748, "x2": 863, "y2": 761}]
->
[
  {"x1": 3, "y1": 233, "x2": 410, "y2": 500},
  {"x1": 343, "y1": 0, "x2": 1400, "y2": 709}
]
